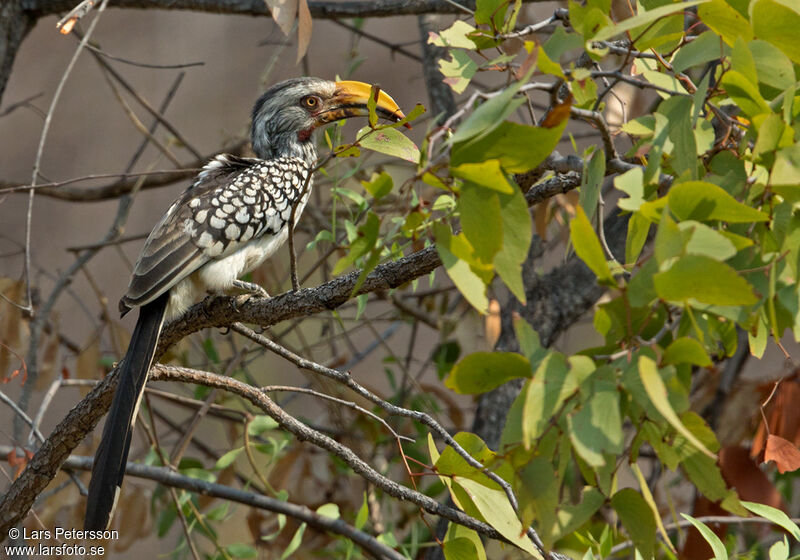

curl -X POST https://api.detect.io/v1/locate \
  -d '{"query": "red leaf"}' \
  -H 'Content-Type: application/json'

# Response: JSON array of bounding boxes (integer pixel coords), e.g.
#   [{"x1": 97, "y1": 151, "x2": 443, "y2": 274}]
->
[{"x1": 765, "y1": 434, "x2": 800, "y2": 473}]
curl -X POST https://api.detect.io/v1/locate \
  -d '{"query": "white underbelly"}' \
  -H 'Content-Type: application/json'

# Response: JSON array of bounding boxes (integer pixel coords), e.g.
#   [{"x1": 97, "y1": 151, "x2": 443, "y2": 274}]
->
[{"x1": 164, "y1": 194, "x2": 308, "y2": 320}]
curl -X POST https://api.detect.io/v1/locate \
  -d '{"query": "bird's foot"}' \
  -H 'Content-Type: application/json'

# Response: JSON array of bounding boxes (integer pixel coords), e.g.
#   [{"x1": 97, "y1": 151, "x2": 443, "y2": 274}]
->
[
  {"x1": 231, "y1": 280, "x2": 270, "y2": 299},
  {"x1": 231, "y1": 281, "x2": 269, "y2": 313}
]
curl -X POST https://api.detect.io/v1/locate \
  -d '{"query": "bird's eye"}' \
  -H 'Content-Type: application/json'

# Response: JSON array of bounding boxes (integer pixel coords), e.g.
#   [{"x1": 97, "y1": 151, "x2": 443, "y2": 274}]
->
[{"x1": 301, "y1": 95, "x2": 320, "y2": 110}]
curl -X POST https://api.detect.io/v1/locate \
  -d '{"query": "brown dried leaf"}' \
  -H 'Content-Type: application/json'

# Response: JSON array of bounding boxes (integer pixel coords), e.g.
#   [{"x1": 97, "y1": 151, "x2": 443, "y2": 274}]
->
[
  {"x1": 541, "y1": 93, "x2": 572, "y2": 128},
  {"x1": 296, "y1": 0, "x2": 312, "y2": 63},
  {"x1": 765, "y1": 434, "x2": 800, "y2": 474},
  {"x1": 752, "y1": 375, "x2": 800, "y2": 458},
  {"x1": 265, "y1": 0, "x2": 297, "y2": 36}
]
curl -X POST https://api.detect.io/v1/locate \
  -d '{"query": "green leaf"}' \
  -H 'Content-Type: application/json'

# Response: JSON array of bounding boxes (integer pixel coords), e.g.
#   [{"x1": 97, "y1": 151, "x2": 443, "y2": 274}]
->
[
  {"x1": 671, "y1": 31, "x2": 725, "y2": 73},
  {"x1": 626, "y1": 212, "x2": 651, "y2": 265},
  {"x1": 629, "y1": 0, "x2": 684, "y2": 52},
  {"x1": 514, "y1": 318, "x2": 549, "y2": 369},
  {"x1": 570, "y1": 205, "x2": 614, "y2": 283},
  {"x1": 460, "y1": 182, "x2": 503, "y2": 262},
  {"x1": 523, "y1": 353, "x2": 575, "y2": 446},
  {"x1": 357, "y1": 126, "x2": 420, "y2": 162},
  {"x1": 428, "y1": 20, "x2": 478, "y2": 48},
  {"x1": 639, "y1": 356, "x2": 716, "y2": 458},
  {"x1": 494, "y1": 182, "x2": 532, "y2": 303},
  {"x1": 214, "y1": 447, "x2": 244, "y2": 470},
  {"x1": 443, "y1": 537, "x2": 479, "y2": 560},
  {"x1": 592, "y1": 0, "x2": 707, "y2": 42},
  {"x1": 631, "y1": 463, "x2": 675, "y2": 552},
  {"x1": 770, "y1": 538, "x2": 790, "y2": 560},
  {"x1": 355, "y1": 493, "x2": 369, "y2": 529},
  {"x1": 452, "y1": 160, "x2": 513, "y2": 193},
  {"x1": 721, "y1": 70, "x2": 771, "y2": 117},
  {"x1": 333, "y1": 211, "x2": 381, "y2": 275},
  {"x1": 659, "y1": 95, "x2": 697, "y2": 178},
  {"x1": 741, "y1": 501, "x2": 800, "y2": 541},
  {"x1": 439, "y1": 50, "x2": 478, "y2": 94},
  {"x1": 772, "y1": 145, "x2": 800, "y2": 188},
  {"x1": 444, "y1": 525, "x2": 487, "y2": 560},
  {"x1": 432, "y1": 341, "x2": 461, "y2": 380},
  {"x1": 446, "y1": 351, "x2": 531, "y2": 394},
  {"x1": 362, "y1": 171, "x2": 393, "y2": 199},
  {"x1": 754, "y1": 113, "x2": 788, "y2": 158},
  {"x1": 682, "y1": 221, "x2": 738, "y2": 260},
  {"x1": 668, "y1": 181, "x2": 769, "y2": 223},
  {"x1": 435, "y1": 225, "x2": 489, "y2": 313},
  {"x1": 551, "y1": 487, "x2": 604, "y2": 541},
  {"x1": 316, "y1": 503, "x2": 340, "y2": 519},
  {"x1": 454, "y1": 477, "x2": 543, "y2": 558},
  {"x1": 579, "y1": 150, "x2": 605, "y2": 221},
  {"x1": 226, "y1": 543, "x2": 258, "y2": 558},
  {"x1": 450, "y1": 83, "x2": 525, "y2": 144},
  {"x1": 280, "y1": 522, "x2": 307, "y2": 560},
  {"x1": 697, "y1": 0, "x2": 753, "y2": 45},
  {"x1": 568, "y1": 387, "x2": 623, "y2": 467},
  {"x1": 751, "y1": 0, "x2": 800, "y2": 64},
  {"x1": 750, "y1": 40, "x2": 797, "y2": 92},
  {"x1": 451, "y1": 120, "x2": 568, "y2": 173},
  {"x1": 611, "y1": 489, "x2": 657, "y2": 558},
  {"x1": 248, "y1": 415, "x2": 279, "y2": 436},
  {"x1": 653, "y1": 255, "x2": 758, "y2": 305},
  {"x1": 621, "y1": 115, "x2": 655, "y2": 136},
  {"x1": 475, "y1": 0, "x2": 509, "y2": 27},
  {"x1": 663, "y1": 337, "x2": 712, "y2": 366},
  {"x1": 681, "y1": 514, "x2": 727, "y2": 560},
  {"x1": 616, "y1": 166, "x2": 646, "y2": 212}
]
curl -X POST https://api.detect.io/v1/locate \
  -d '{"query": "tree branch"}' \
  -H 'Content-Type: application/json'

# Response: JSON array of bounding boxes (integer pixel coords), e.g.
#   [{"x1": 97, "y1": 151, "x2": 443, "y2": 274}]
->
[
  {"x1": 0, "y1": 173, "x2": 580, "y2": 536},
  {"x1": 0, "y1": 445, "x2": 407, "y2": 560},
  {"x1": 27, "y1": 0, "x2": 558, "y2": 19}
]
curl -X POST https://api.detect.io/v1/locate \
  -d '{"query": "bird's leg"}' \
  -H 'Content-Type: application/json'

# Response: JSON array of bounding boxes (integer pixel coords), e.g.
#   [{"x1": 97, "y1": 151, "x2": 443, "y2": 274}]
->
[
  {"x1": 231, "y1": 280, "x2": 269, "y2": 312},
  {"x1": 232, "y1": 279, "x2": 270, "y2": 299}
]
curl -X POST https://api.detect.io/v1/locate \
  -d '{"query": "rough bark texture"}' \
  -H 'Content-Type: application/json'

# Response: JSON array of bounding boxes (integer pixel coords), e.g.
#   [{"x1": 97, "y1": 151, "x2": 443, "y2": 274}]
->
[
  {"x1": 0, "y1": 0, "x2": 35, "y2": 105},
  {"x1": 28, "y1": 0, "x2": 482, "y2": 19}
]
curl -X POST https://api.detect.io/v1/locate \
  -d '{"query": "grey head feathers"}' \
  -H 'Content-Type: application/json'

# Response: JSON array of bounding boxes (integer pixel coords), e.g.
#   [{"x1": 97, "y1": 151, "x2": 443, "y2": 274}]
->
[{"x1": 250, "y1": 77, "x2": 335, "y2": 163}]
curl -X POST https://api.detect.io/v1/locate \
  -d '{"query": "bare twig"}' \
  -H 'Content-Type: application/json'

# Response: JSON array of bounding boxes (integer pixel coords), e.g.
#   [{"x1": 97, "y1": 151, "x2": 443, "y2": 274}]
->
[{"x1": 0, "y1": 444, "x2": 407, "y2": 560}]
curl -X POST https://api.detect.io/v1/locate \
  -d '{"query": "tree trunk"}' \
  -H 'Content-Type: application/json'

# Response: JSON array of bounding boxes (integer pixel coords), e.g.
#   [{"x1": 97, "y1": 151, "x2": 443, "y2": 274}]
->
[{"x1": 0, "y1": 0, "x2": 35, "y2": 106}]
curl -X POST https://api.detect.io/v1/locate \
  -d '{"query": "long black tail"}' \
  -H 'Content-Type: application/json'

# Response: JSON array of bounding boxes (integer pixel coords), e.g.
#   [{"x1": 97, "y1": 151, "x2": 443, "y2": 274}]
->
[{"x1": 84, "y1": 293, "x2": 169, "y2": 530}]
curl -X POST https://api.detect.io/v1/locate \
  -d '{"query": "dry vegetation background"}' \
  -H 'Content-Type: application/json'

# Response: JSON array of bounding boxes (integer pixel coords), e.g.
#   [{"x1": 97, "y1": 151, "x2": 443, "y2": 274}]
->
[{"x1": 2, "y1": 1, "x2": 800, "y2": 557}]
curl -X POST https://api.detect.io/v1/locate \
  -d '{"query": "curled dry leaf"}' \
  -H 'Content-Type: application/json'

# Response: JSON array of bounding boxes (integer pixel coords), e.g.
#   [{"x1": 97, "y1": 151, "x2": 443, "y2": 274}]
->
[{"x1": 764, "y1": 434, "x2": 800, "y2": 474}]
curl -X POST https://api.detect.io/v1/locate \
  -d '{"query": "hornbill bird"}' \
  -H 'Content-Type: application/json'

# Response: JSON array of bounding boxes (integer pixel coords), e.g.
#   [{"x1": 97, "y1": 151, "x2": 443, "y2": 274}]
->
[{"x1": 84, "y1": 77, "x2": 405, "y2": 530}]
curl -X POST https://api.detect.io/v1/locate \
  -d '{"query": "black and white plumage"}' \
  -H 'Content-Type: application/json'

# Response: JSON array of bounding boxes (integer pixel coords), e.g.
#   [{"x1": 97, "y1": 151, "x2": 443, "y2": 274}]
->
[{"x1": 84, "y1": 77, "x2": 404, "y2": 530}]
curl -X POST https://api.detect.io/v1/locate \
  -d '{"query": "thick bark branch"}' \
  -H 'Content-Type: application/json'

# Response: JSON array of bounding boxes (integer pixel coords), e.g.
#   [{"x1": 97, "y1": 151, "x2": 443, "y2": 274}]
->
[
  {"x1": 0, "y1": 446, "x2": 405, "y2": 560},
  {"x1": 0, "y1": 0, "x2": 35, "y2": 103},
  {"x1": 29, "y1": 0, "x2": 503, "y2": 19},
  {"x1": 0, "y1": 175, "x2": 580, "y2": 536}
]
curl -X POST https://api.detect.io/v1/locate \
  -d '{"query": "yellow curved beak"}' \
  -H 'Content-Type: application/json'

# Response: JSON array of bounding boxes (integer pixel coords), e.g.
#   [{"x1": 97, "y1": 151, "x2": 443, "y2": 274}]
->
[{"x1": 319, "y1": 80, "x2": 406, "y2": 125}]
